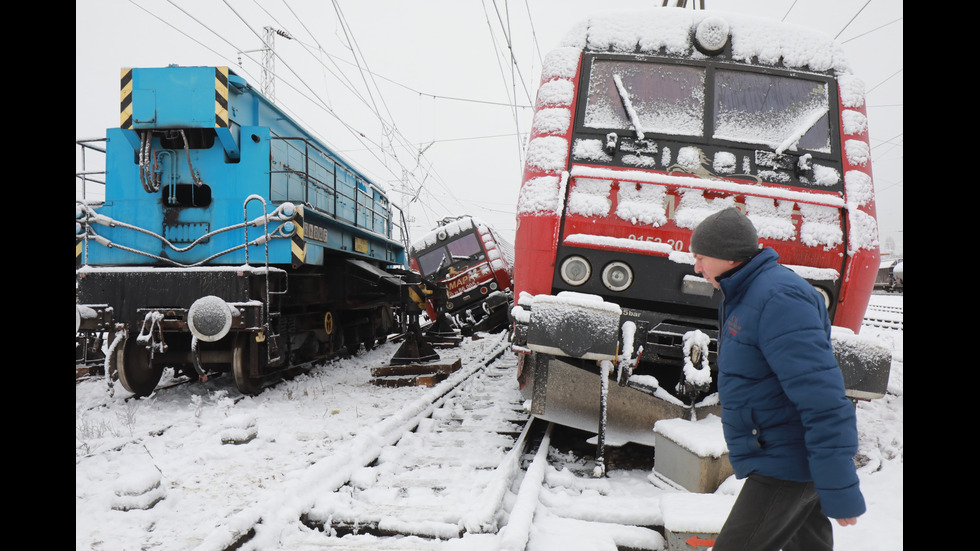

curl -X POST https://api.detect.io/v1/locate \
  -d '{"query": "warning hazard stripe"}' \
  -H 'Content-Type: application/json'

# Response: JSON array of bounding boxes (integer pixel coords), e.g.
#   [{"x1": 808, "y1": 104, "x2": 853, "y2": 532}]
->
[
  {"x1": 291, "y1": 206, "x2": 306, "y2": 267},
  {"x1": 215, "y1": 67, "x2": 229, "y2": 128},
  {"x1": 120, "y1": 68, "x2": 133, "y2": 129},
  {"x1": 408, "y1": 287, "x2": 425, "y2": 308}
]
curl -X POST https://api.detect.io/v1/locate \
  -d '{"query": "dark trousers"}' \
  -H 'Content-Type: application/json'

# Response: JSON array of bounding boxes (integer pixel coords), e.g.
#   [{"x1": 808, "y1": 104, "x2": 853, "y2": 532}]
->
[{"x1": 711, "y1": 474, "x2": 834, "y2": 551}]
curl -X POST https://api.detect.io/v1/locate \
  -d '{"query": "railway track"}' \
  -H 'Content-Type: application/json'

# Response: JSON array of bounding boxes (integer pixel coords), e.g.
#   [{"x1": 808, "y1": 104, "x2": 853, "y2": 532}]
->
[
  {"x1": 505, "y1": 423, "x2": 670, "y2": 551},
  {"x1": 862, "y1": 302, "x2": 904, "y2": 331},
  {"x1": 237, "y1": 386, "x2": 673, "y2": 551},
  {"x1": 192, "y1": 333, "x2": 519, "y2": 551},
  {"x1": 299, "y1": 353, "x2": 529, "y2": 542},
  {"x1": 227, "y1": 357, "x2": 683, "y2": 550}
]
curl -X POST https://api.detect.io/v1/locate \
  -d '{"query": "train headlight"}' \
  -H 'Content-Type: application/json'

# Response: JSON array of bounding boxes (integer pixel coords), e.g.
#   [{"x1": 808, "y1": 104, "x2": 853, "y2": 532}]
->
[
  {"x1": 601, "y1": 261, "x2": 633, "y2": 292},
  {"x1": 814, "y1": 286, "x2": 832, "y2": 310},
  {"x1": 560, "y1": 256, "x2": 591, "y2": 286},
  {"x1": 188, "y1": 295, "x2": 234, "y2": 342}
]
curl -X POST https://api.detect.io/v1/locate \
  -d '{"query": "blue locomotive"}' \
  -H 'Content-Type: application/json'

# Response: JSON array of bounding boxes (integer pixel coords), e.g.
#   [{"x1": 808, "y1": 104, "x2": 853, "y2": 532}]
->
[{"x1": 76, "y1": 65, "x2": 414, "y2": 396}]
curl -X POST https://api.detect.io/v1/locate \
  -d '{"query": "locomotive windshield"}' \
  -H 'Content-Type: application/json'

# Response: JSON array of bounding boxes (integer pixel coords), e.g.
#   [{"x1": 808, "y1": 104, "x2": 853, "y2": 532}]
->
[
  {"x1": 584, "y1": 60, "x2": 705, "y2": 137},
  {"x1": 415, "y1": 232, "x2": 484, "y2": 277},
  {"x1": 582, "y1": 57, "x2": 832, "y2": 154},
  {"x1": 713, "y1": 70, "x2": 831, "y2": 153}
]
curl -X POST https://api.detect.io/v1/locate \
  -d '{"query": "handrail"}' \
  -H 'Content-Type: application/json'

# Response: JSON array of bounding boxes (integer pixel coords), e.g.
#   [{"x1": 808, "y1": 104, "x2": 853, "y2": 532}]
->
[
  {"x1": 243, "y1": 194, "x2": 283, "y2": 365},
  {"x1": 76, "y1": 138, "x2": 107, "y2": 205},
  {"x1": 75, "y1": 200, "x2": 297, "y2": 268},
  {"x1": 269, "y1": 136, "x2": 395, "y2": 239}
]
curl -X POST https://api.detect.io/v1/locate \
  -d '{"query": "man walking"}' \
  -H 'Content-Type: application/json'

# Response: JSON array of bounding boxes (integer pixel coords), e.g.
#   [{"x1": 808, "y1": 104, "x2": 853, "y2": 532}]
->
[{"x1": 690, "y1": 207, "x2": 865, "y2": 550}]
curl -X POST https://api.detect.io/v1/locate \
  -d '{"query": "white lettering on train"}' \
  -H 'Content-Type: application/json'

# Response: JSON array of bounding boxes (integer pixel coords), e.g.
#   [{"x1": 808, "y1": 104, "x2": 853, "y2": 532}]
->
[
  {"x1": 627, "y1": 234, "x2": 685, "y2": 250},
  {"x1": 304, "y1": 222, "x2": 329, "y2": 243}
]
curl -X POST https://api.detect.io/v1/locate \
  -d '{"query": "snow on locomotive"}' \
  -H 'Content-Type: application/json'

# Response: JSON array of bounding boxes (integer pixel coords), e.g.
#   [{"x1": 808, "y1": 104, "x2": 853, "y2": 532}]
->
[
  {"x1": 76, "y1": 65, "x2": 417, "y2": 396},
  {"x1": 409, "y1": 216, "x2": 514, "y2": 335},
  {"x1": 510, "y1": 9, "x2": 892, "y2": 448}
]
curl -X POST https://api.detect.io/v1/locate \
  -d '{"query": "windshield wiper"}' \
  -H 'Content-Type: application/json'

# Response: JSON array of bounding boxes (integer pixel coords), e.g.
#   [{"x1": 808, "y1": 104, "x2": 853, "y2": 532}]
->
[
  {"x1": 775, "y1": 105, "x2": 829, "y2": 154},
  {"x1": 613, "y1": 74, "x2": 646, "y2": 140}
]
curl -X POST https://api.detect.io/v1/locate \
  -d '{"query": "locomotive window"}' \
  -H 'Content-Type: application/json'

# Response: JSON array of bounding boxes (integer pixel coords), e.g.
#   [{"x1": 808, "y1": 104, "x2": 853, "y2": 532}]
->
[
  {"x1": 712, "y1": 70, "x2": 831, "y2": 153},
  {"x1": 446, "y1": 233, "x2": 482, "y2": 259},
  {"x1": 417, "y1": 248, "x2": 449, "y2": 276},
  {"x1": 415, "y1": 232, "x2": 483, "y2": 277},
  {"x1": 584, "y1": 60, "x2": 705, "y2": 137}
]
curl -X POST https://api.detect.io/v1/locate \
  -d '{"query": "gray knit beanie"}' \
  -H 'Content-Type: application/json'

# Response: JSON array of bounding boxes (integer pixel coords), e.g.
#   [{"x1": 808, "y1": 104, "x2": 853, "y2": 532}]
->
[{"x1": 690, "y1": 207, "x2": 760, "y2": 261}]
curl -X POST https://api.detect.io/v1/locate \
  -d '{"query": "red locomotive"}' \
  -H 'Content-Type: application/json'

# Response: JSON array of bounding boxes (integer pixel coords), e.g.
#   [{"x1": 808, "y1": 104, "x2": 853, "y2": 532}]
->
[
  {"x1": 511, "y1": 9, "x2": 890, "y2": 449},
  {"x1": 409, "y1": 216, "x2": 514, "y2": 335}
]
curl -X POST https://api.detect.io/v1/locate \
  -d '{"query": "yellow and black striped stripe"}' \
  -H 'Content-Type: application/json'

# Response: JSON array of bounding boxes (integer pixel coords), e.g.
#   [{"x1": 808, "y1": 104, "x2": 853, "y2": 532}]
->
[
  {"x1": 215, "y1": 66, "x2": 229, "y2": 128},
  {"x1": 408, "y1": 285, "x2": 428, "y2": 309},
  {"x1": 291, "y1": 206, "x2": 306, "y2": 268},
  {"x1": 120, "y1": 68, "x2": 133, "y2": 129}
]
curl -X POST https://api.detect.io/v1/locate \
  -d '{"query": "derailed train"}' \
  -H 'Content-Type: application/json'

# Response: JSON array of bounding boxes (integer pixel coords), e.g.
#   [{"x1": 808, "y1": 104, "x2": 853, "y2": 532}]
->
[
  {"x1": 76, "y1": 65, "x2": 426, "y2": 396},
  {"x1": 408, "y1": 216, "x2": 514, "y2": 335},
  {"x1": 510, "y1": 9, "x2": 893, "y2": 451}
]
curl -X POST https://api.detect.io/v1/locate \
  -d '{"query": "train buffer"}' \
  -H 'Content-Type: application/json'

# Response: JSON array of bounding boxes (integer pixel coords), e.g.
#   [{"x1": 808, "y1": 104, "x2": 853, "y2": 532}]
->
[{"x1": 370, "y1": 358, "x2": 462, "y2": 387}]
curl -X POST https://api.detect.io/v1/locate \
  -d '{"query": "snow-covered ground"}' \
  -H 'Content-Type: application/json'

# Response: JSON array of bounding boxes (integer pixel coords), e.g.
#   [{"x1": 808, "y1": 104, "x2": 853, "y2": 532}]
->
[{"x1": 75, "y1": 293, "x2": 902, "y2": 550}]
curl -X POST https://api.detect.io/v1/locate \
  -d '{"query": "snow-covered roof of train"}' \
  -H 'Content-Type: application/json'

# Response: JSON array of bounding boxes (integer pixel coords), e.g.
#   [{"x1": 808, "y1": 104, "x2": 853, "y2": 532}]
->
[
  {"x1": 410, "y1": 217, "x2": 479, "y2": 252},
  {"x1": 553, "y1": 8, "x2": 851, "y2": 75},
  {"x1": 410, "y1": 216, "x2": 515, "y2": 273}
]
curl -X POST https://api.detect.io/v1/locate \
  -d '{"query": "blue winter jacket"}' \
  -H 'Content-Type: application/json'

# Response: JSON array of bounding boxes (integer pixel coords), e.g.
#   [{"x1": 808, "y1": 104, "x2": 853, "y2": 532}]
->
[{"x1": 716, "y1": 247, "x2": 866, "y2": 520}]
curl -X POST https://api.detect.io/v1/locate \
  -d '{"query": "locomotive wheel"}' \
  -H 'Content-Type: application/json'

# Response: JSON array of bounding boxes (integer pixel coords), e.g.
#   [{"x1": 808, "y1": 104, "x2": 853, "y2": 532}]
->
[
  {"x1": 232, "y1": 333, "x2": 264, "y2": 395},
  {"x1": 113, "y1": 337, "x2": 164, "y2": 397}
]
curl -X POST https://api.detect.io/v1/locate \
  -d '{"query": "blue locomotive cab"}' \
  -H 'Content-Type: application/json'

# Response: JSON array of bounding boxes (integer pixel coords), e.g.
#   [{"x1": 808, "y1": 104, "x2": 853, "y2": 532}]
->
[{"x1": 76, "y1": 65, "x2": 410, "y2": 396}]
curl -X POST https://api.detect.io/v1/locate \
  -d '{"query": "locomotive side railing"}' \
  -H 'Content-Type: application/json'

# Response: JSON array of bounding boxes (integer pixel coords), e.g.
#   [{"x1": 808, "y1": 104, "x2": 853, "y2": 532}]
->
[
  {"x1": 269, "y1": 136, "x2": 395, "y2": 240},
  {"x1": 76, "y1": 138, "x2": 107, "y2": 205},
  {"x1": 391, "y1": 204, "x2": 411, "y2": 254},
  {"x1": 75, "y1": 200, "x2": 297, "y2": 268}
]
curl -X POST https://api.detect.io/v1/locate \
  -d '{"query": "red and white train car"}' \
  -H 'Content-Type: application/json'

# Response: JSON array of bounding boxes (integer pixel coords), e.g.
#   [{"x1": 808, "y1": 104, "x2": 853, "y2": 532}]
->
[
  {"x1": 409, "y1": 216, "x2": 514, "y2": 335},
  {"x1": 511, "y1": 8, "x2": 890, "y2": 448}
]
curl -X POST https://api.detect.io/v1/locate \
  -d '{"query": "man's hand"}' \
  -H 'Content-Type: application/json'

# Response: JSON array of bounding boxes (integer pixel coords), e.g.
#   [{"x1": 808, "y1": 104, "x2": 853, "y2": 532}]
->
[{"x1": 835, "y1": 517, "x2": 858, "y2": 526}]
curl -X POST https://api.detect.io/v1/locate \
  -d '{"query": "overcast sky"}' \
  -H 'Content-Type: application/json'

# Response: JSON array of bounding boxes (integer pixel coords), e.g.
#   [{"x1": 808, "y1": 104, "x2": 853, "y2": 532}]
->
[{"x1": 76, "y1": 0, "x2": 902, "y2": 254}]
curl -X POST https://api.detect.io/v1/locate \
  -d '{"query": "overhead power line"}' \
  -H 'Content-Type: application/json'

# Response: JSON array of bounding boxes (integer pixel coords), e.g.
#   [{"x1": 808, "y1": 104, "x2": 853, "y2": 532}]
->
[{"x1": 833, "y1": 0, "x2": 872, "y2": 39}]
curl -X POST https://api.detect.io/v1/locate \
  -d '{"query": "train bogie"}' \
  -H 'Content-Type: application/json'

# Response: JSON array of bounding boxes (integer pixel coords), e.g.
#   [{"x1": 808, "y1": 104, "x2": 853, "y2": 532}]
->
[{"x1": 76, "y1": 65, "x2": 410, "y2": 396}]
